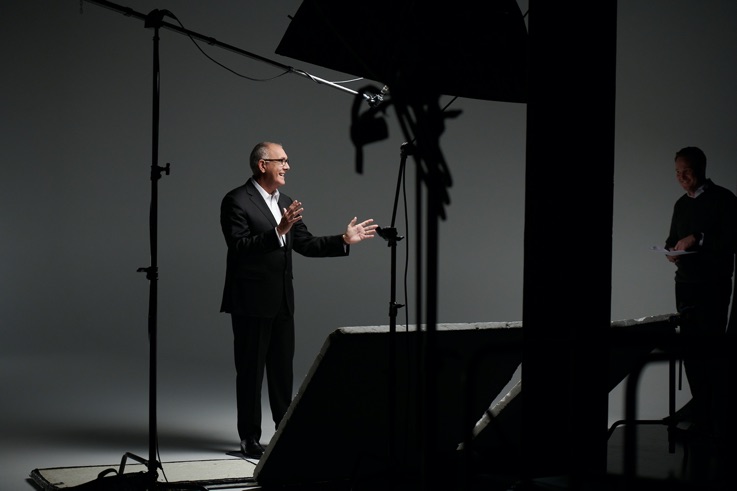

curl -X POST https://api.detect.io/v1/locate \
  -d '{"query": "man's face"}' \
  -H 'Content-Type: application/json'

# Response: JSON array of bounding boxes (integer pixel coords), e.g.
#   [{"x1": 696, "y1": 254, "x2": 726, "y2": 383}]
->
[
  {"x1": 675, "y1": 157, "x2": 701, "y2": 195},
  {"x1": 258, "y1": 145, "x2": 290, "y2": 193}
]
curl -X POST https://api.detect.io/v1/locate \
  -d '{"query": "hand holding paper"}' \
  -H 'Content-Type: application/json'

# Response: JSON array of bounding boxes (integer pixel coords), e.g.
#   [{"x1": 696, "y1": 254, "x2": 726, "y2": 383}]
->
[{"x1": 649, "y1": 245, "x2": 696, "y2": 256}]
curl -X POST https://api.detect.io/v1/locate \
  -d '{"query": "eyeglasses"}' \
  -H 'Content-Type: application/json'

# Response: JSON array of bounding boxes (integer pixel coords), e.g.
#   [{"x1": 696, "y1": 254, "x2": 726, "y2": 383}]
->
[{"x1": 262, "y1": 158, "x2": 289, "y2": 167}]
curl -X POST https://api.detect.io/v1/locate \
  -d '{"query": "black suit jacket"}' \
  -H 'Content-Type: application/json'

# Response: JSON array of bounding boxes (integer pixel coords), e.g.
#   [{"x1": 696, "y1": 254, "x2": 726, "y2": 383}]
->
[{"x1": 220, "y1": 179, "x2": 348, "y2": 317}]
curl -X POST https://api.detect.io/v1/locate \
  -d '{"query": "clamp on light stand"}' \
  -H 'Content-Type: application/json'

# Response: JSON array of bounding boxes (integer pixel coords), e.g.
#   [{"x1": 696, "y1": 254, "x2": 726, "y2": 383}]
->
[{"x1": 367, "y1": 85, "x2": 390, "y2": 108}]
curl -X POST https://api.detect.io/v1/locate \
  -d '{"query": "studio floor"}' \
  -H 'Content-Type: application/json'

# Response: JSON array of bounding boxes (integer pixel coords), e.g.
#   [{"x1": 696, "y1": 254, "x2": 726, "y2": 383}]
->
[
  {"x1": 0, "y1": 351, "x2": 265, "y2": 490},
  {"x1": 17, "y1": 423, "x2": 735, "y2": 491},
  {"x1": 2, "y1": 350, "x2": 725, "y2": 491}
]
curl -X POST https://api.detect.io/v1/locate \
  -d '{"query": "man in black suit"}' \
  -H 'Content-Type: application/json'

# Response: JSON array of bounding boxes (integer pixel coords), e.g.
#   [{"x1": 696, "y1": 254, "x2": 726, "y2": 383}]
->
[{"x1": 220, "y1": 141, "x2": 378, "y2": 458}]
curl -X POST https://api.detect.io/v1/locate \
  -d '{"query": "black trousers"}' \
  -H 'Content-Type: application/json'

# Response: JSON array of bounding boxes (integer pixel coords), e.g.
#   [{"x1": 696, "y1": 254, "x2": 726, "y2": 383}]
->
[
  {"x1": 231, "y1": 302, "x2": 295, "y2": 442},
  {"x1": 675, "y1": 278, "x2": 732, "y2": 435}
]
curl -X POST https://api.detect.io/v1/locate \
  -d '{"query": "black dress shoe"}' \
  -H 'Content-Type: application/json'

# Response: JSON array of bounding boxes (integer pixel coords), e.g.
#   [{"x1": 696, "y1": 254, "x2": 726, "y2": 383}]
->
[{"x1": 240, "y1": 438, "x2": 265, "y2": 458}]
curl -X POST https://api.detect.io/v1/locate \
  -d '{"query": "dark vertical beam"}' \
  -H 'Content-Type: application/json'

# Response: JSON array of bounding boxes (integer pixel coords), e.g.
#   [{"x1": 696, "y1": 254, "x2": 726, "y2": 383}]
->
[{"x1": 522, "y1": 0, "x2": 617, "y2": 485}]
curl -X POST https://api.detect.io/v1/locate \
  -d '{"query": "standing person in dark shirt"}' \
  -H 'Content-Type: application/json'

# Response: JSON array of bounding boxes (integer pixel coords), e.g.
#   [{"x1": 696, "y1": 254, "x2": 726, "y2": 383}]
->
[{"x1": 664, "y1": 146, "x2": 737, "y2": 444}]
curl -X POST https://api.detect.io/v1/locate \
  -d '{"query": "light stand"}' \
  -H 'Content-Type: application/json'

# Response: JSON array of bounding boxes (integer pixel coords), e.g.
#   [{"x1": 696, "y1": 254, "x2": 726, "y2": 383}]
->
[
  {"x1": 130, "y1": 8, "x2": 170, "y2": 486},
  {"x1": 356, "y1": 81, "x2": 460, "y2": 487},
  {"x1": 376, "y1": 141, "x2": 411, "y2": 477},
  {"x1": 352, "y1": 84, "x2": 456, "y2": 487},
  {"x1": 391, "y1": 93, "x2": 456, "y2": 489}
]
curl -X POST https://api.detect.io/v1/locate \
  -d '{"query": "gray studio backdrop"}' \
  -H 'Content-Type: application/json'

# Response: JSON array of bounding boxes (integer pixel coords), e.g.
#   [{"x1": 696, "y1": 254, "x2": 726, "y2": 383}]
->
[{"x1": 2, "y1": 0, "x2": 736, "y2": 471}]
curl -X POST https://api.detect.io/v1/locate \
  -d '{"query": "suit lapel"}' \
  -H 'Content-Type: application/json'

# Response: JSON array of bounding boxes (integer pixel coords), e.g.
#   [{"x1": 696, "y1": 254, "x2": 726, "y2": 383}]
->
[{"x1": 246, "y1": 180, "x2": 279, "y2": 228}]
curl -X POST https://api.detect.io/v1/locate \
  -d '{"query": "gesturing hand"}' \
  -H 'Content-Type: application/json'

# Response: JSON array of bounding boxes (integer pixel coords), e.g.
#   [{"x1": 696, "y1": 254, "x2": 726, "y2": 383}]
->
[
  {"x1": 277, "y1": 200, "x2": 303, "y2": 236},
  {"x1": 342, "y1": 217, "x2": 379, "y2": 244}
]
